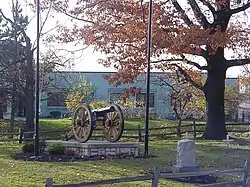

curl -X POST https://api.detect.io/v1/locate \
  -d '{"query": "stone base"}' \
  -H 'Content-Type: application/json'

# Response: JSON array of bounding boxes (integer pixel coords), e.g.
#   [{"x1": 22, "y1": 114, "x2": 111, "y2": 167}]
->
[
  {"x1": 45, "y1": 140, "x2": 140, "y2": 157},
  {"x1": 172, "y1": 165, "x2": 200, "y2": 173}
]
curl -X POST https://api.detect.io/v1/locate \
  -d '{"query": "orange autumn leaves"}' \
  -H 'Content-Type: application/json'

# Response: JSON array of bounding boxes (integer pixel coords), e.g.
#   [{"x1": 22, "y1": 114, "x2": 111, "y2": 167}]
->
[
  {"x1": 42, "y1": 0, "x2": 250, "y2": 85},
  {"x1": 51, "y1": 1, "x2": 247, "y2": 54}
]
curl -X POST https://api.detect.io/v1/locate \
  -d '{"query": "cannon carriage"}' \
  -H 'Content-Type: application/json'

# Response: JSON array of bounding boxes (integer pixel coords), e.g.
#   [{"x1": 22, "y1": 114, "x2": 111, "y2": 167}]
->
[{"x1": 63, "y1": 104, "x2": 124, "y2": 143}]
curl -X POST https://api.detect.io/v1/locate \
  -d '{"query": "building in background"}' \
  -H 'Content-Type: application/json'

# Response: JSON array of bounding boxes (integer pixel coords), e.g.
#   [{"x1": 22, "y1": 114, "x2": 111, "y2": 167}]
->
[
  {"x1": 2, "y1": 71, "x2": 240, "y2": 120},
  {"x1": 238, "y1": 77, "x2": 250, "y2": 122},
  {"x1": 39, "y1": 71, "x2": 173, "y2": 118}
]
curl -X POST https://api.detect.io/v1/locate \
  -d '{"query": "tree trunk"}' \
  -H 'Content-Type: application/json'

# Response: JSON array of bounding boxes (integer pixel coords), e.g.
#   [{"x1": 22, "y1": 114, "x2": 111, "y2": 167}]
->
[
  {"x1": 17, "y1": 93, "x2": 24, "y2": 117},
  {"x1": 177, "y1": 118, "x2": 181, "y2": 138},
  {"x1": 0, "y1": 107, "x2": 3, "y2": 119},
  {"x1": 24, "y1": 44, "x2": 34, "y2": 137},
  {"x1": 25, "y1": 87, "x2": 34, "y2": 133},
  {"x1": 203, "y1": 59, "x2": 227, "y2": 140},
  {"x1": 10, "y1": 84, "x2": 16, "y2": 139}
]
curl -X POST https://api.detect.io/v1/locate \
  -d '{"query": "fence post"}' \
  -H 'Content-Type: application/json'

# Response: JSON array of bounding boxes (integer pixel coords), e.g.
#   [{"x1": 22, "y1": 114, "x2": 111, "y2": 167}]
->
[
  {"x1": 45, "y1": 178, "x2": 53, "y2": 187},
  {"x1": 193, "y1": 121, "x2": 196, "y2": 139},
  {"x1": 151, "y1": 167, "x2": 159, "y2": 187},
  {"x1": 138, "y1": 125, "x2": 143, "y2": 142},
  {"x1": 241, "y1": 160, "x2": 250, "y2": 187},
  {"x1": 19, "y1": 128, "x2": 23, "y2": 144}
]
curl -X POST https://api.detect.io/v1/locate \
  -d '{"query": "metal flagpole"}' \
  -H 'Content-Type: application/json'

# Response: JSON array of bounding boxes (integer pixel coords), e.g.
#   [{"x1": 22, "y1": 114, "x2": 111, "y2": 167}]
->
[
  {"x1": 34, "y1": 0, "x2": 40, "y2": 156},
  {"x1": 144, "y1": 0, "x2": 153, "y2": 157}
]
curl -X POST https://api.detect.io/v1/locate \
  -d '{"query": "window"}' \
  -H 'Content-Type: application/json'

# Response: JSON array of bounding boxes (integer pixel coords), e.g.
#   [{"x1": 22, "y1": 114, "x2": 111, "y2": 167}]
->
[
  {"x1": 109, "y1": 93, "x2": 122, "y2": 104},
  {"x1": 136, "y1": 93, "x2": 155, "y2": 107},
  {"x1": 47, "y1": 92, "x2": 67, "y2": 107}
]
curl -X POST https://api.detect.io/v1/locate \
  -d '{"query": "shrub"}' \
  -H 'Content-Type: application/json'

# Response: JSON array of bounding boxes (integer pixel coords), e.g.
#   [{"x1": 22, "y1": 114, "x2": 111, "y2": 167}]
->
[
  {"x1": 22, "y1": 141, "x2": 47, "y2": 153},
  {"x1": 106, "y1": 100, "x2": 159, "y2": 120},
  {"x1": 22, "y1": 142, "x2": 34, "y2": 153},
  {"x1": 89, "y1": 101, "x2": 108, "y2": 109},
  {"x1": 47, "y1": 143, "x2": 65, "y2": 155},
  {"x1": 88, "y1": 99, "x2": 158, "y2": 120},
  {"x1": 50, "y1": 111, "x2": 61, "y2": 118}
]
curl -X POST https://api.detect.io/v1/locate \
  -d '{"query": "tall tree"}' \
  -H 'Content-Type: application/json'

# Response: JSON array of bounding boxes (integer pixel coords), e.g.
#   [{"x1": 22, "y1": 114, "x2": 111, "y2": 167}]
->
[
  {"x1": 47, "y1": 0, "x2": 250, "y2": 139},
  {"x1": 0, "y1": 0, "x2": 57, "y2": 134},
  {"x1": 0, "y1": 1, "x2": 36, "y2": 133},
  {"x1": 0, "y1": 1, "x2": 28, "y2": 133}
]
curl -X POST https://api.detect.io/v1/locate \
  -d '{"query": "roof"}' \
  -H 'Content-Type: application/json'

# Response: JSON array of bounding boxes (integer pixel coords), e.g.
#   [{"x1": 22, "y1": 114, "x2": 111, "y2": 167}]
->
[{"x1": 52, "y1": 71, "x2": 239, "y2": 79}]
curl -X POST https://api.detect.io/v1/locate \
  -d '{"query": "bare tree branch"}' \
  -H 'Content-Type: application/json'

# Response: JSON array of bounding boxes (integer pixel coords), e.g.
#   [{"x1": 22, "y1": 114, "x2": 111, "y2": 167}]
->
[
  {"x1": 180, "y1": 54, "x2": 208, "y2": 70},
  {"x1": 40, "y1": 0, "x2": 53, "y2": 34},
  {"x1": 171, "y1": 0, "x2": 193, "y2": 26},
  {"x1": 57, "y1": 45, "x2": 90, "y2": 54},
  {"x1": 199, "y1": 0, "x2": 216, "y2": 15},
  {"x1": 185, "y1": 60, "x2": 208, "y2": 70},
  {"x1": 27, "y1": 14, "x2": 36, "y2": 25},
  {"x1": 40, "y1": 24, "x2": 60, "y2": 36},
  {"x1": 58, "y1": 11, "x2": 94, "y2": 24},
  {"x1": 230, "y1": 2, "x2": 250, "y2": 15},
  {"x1": 153, "y1": 75, "x2": 179, "y2": 92},
  {"x1": 227, "y1": 59, "x2": 250, "y2": 67},
  {"x1": 187, "y1": 0, "x2": 211, "y2": 29},
  {"x1": 32, "y1": 0, "x2": 54, "y2": 48},
  {"x1": 152, "y1": 57, "x2": 208, "y2": 71},
  {"x1": 51, "y1": 0, "x2": 109, "y2": 24},
  {"x1": 172, "y1": 63, "x2": 204, "y2": 91}
]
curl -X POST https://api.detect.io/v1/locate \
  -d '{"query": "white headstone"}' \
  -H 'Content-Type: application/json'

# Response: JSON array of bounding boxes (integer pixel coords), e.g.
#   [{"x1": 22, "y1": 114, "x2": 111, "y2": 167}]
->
[
  {"x1": 222, "y1": 135, "x2": 233, "y2": 148},
  {"x1": 172, "y1": 139, "x2": 199, "y2": 173}
]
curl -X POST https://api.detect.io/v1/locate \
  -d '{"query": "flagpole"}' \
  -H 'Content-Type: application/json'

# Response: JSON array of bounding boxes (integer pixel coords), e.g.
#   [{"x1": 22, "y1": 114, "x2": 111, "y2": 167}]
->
[
  {"x1": 144, "y1": 0, "x2": 153, "y2": 157},
  {"x1": 34, "y1": 0, "x2": 40, "y2": 156}
]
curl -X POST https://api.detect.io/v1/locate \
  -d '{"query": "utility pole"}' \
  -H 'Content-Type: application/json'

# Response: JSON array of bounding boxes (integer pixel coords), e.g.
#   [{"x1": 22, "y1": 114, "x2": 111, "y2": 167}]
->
[
  {"x1": 34, "y1": 0, "x2": 40, "y2": 156},
  {"x1": 144, "y1": 0, "x2": 153, "y2": 157}
]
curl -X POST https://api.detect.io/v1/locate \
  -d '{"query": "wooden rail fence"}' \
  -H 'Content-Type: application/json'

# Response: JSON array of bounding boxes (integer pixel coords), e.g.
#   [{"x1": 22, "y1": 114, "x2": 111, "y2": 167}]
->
[
  {"x1": 45, "y1": 160, "x2": 250, "y2": 187},
  {"x1": 1, "y1": 121, "x2": 250, "y2": 142}
]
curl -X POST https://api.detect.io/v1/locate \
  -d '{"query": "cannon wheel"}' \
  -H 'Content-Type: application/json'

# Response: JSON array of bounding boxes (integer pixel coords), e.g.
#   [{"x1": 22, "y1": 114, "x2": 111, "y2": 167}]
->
[
  {"x1": 72, "y1": 104, "x2": 94, "y2": 143},
  {"x1": 103, "y1": 104, "x2": 124, "y2": 142}
]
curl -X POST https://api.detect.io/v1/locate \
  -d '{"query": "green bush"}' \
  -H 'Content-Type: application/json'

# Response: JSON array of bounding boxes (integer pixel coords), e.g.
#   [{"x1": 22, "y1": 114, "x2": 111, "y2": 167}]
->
[
  {"x1": 22, "y1": 141, "x2": 47, "y2": 153},
  {"x1": 47, "y1": 143, "x2": 65, "y2": 155},
  {"x1": 22, "y1": 142, "x2": 34, "y2": 153}
]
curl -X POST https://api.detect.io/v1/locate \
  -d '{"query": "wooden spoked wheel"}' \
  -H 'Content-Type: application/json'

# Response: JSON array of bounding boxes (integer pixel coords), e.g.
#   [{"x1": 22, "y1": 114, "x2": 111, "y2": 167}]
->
[
  {"x1": 103, "y1": 104, "x2": 124, "y2": 142},
  {"x1": 72, "y1": 104, "x2": 94, "y2": 143}
]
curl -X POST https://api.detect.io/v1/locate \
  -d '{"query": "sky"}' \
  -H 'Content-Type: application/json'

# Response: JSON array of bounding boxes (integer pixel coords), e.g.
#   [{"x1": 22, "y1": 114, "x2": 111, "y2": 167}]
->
[{"x1": 0, "y1": 0, "x2": 244, "y2": 77}]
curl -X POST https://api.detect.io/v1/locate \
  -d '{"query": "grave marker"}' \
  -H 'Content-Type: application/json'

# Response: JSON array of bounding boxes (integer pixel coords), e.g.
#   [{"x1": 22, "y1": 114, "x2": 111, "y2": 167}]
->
[
  {"x1": 222, "y1": 135, "x2": 233, "y2": 148},
  {"x1": 172, "y1": 139, "x2": 199, "y2": 173}
]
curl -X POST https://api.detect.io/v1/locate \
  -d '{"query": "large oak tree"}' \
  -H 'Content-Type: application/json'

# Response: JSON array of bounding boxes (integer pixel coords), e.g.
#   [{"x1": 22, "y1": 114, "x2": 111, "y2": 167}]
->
[{"x1": 47, "y1": 0, "x2": 250, "y2": 140}]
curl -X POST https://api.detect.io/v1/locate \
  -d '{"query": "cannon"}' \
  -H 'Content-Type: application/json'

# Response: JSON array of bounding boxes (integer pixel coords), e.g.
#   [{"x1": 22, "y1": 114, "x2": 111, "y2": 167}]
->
[{"x1": 63, "y1": 104, "x2": 124, "y2": 143}]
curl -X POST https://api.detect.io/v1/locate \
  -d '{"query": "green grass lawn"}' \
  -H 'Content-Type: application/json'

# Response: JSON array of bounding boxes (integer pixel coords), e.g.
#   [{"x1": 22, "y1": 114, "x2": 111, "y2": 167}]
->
[
  {"x1": 0, "y1": 118, "x2": 182, "y2": 140},
  {"x1": 36, "y1": 119, "x2": 250, "y2": 140},
  {"x1": 0, "y1": 140, "x2": 249, "y2": 187},
  {"x1": 37, "y1": 118, "x2": 179, "y2": 130},
  {"x1": 0, "y1": 119, "x2": 250, "y2": 186}
]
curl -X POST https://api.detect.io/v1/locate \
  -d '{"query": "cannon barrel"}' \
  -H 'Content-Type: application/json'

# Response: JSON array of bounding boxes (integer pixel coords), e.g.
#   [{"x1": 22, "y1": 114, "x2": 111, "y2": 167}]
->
[{"x1": 92, "y1": 105, "x2": 117, "y2": 117}]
